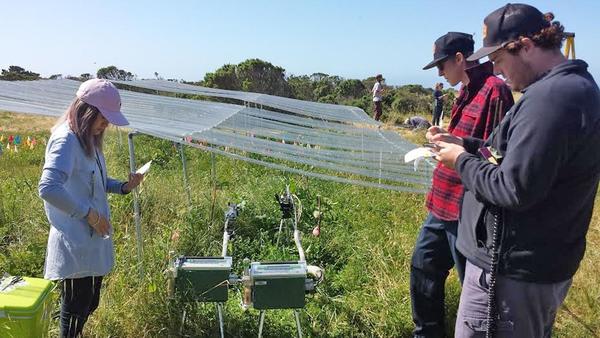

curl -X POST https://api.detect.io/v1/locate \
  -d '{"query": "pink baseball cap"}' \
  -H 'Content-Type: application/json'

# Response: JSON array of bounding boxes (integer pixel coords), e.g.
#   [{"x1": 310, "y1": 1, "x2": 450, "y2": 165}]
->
[{"x1": 76, "y1": 79, "x2": 129, "y2": 126}]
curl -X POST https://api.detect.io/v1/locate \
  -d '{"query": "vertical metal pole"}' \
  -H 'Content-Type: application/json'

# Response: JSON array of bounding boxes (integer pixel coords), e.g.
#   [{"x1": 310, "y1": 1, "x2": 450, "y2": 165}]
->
[
  {"x1": 258, "y1": 311, "x2": 266, "y2": 338},
  {"x1": 361, "y1": 131, "x2": 364, "y2": 161},
  {"x1": 179, "y1": 143, "x2": 192, "y2": 207},
  {"x1": 127, "y1": 131, "x2": 143, "y2": 279},
  {"x1": 117, "y1": 126, "x2": 123, "y2": 147},
  {"x1": 294, "y1": 310, "x2": 303, "y2": 338},
  {"x1": 217, "y1": 303, "x2": 225, "y2": 338},
  {"x1": 209, "y1": 152, "x2": 217, "y2": 227},
  {"x1": 180, "y1": 308, "x2": 187, "y2": 335},
  {"x1": 379, "y1": 151, "x2": 383, "y2": 185},
  {"x1": 211, "y1": 152, "x2": 216, "y2": 186}
]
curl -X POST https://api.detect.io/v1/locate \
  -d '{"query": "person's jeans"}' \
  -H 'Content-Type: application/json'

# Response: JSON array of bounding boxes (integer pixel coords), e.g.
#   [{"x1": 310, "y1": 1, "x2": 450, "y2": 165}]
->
[
  {"x1": 455, "y1": 261, "x2": 572, "y2": 338},
  {"x1": 410, "y1": 213, "x2": 465, "y2": 338},
  {"x1": 60, "y1": 276, "x2": 104, "y2": 337}
]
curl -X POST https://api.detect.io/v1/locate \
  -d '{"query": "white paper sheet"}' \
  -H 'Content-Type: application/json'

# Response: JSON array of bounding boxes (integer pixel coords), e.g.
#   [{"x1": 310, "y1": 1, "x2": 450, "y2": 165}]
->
[
  {"x1": 404, "y1": 147, "x2": 435, "y2": 163},
  {"x1": 136, "y1": 160, "x2": 152, "y2": 175}
]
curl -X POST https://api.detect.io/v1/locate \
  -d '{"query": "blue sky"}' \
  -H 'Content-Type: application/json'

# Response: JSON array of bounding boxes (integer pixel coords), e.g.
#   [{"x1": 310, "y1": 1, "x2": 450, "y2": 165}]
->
[{"x1": 1, "y1": 0, "x2": 597, "y2": 88}]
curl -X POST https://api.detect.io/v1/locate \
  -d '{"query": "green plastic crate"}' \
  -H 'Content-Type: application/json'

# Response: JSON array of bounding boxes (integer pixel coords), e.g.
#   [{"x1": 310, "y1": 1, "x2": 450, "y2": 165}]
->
[
  {"x1": 0, "y1": 276, "x2": 54, "y2": 338},
  {"x1": 174, "y1": 256, "x2": 232, "y2": 302},
  {"x1": 250, "y1": 262, "x2": 307, "y2": 310}
]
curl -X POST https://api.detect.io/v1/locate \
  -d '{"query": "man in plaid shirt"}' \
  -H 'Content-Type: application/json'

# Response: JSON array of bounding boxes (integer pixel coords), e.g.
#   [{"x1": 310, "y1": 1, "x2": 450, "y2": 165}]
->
[{"x1": 410, "y1": 32, "x2": 513, "y2": 338}]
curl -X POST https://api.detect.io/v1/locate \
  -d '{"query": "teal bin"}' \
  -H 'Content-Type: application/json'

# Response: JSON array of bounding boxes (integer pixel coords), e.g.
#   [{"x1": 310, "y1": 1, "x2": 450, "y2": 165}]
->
[
  {"x1": 250, "y1": 262, "x2": 307, "y2": 310},
  {"x1": 174, "y1": 256, "x2": 232, "y2": 302},
  {"x1": 0, "y1": 276, "x2": 55, "y2": 338}
]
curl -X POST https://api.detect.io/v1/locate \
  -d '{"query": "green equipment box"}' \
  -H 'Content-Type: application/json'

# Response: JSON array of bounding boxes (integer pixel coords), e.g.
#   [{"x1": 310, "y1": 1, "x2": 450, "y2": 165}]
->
[
  {"x1": 250, "y1": 262, "x2": 307, "y2": 310},
  {"x1": 0, "y1": 276, "x2": 54, "y2": 338},
  {"x1": 174, "y1": 256, "x2": 232, "y2": 302}
]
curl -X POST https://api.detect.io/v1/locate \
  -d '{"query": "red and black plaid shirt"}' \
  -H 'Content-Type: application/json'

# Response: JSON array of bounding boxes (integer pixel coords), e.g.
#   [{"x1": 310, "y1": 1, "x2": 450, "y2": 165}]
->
[{"x1": 426, "y1": 62, "x2": 514, "y2": 220}]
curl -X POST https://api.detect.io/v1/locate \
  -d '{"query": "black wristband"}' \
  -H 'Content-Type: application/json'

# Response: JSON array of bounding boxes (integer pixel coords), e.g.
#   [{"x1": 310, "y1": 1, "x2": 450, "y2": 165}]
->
[{"x1": 121, "y1": 182, "x2": 130, "y2": 195}]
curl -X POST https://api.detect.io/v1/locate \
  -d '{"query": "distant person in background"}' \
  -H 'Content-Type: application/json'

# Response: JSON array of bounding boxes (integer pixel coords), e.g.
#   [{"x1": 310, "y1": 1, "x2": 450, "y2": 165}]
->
[
  {"x1": 372, "y1": 74, "x2": 384, "y2": 121},
  {"x1": 432, "y1": 83, "x2": 446, "y2": 126},
  {"x1": 410, "y1": 31, "x2": 513, "y2": 338},
  {"x1": 38, "y1": 79, "x2": 144, "y2": 337},
  {"x1": 403, "y1": 116, "x2": 432, "y2": 130}
]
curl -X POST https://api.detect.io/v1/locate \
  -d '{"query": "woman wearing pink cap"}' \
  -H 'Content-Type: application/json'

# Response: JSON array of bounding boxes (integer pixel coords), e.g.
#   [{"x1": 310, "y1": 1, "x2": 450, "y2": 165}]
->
[{"x1": 38, "y1": 79, "x2": 143, "y2": 337}]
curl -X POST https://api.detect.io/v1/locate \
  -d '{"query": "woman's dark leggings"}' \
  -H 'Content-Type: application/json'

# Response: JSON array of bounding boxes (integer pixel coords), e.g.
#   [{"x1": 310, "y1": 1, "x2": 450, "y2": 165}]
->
[{"x1": 60, "y1": 276, "x2": 103, "y2": 337}]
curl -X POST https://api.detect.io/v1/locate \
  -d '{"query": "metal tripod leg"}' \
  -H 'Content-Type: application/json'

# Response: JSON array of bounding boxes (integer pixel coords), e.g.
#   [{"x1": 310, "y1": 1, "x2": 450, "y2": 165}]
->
[
  {"x1": 294, "y1": 309, "x2": 303, "y2": 338},
  {"x1": 216, "y1": 303, "x2": 224, "y2": 338},
  {"x1": 180, "y1": 308, "x2": 187, "y2": 335},
  {"x1": 258, "y1": 310, "x2": 266, "y2": 338},
  {"x1": 276, "y1": 219, "x2": 284, "y2": 246}
]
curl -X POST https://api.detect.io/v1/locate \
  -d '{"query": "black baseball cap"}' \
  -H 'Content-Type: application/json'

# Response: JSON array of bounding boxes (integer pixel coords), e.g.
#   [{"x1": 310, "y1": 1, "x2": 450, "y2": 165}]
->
[
  {"x1": 467, "y1": 3, "x2": 550, "y2": 61},
  {"x1": 422, "y1": 32, "x2": 474, "y2": 70}
]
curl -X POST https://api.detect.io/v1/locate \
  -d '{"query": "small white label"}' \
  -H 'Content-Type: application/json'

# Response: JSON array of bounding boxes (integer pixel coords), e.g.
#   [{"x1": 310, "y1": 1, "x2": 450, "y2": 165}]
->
[{"x1": 255, "y1": 281, "x2": 267, "y2": 286}]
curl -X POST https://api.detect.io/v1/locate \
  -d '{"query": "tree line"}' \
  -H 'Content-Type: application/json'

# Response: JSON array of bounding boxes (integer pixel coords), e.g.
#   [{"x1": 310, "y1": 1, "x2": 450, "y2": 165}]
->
[{"x1": 1, "y1": 60, "x2": 455, "y2": 123}]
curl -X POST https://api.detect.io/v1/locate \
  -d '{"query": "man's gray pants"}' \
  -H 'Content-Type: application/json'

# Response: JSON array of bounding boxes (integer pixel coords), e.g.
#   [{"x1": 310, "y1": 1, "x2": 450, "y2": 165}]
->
[{"x1": 455, "y1": 261, "x2": 572, "y2": 338}]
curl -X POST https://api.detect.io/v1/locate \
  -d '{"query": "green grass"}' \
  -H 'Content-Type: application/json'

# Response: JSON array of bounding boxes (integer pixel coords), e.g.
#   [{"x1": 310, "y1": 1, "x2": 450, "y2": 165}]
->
[{"x1": 1, "y1": 111, "x2": 599, "y2": 337}]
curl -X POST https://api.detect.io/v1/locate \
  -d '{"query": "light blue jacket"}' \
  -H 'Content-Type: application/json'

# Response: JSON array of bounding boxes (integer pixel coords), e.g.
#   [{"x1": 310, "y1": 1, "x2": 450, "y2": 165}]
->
[{"x1": 39, "y1": 123, "x2": 126, "y2": 280}]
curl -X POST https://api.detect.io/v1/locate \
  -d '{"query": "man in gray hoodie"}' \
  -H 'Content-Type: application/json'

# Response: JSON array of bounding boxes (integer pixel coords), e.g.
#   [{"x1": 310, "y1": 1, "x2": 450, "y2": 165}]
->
[{"x1": 431, "y1": 4, "x2": 600, "y2": 337}]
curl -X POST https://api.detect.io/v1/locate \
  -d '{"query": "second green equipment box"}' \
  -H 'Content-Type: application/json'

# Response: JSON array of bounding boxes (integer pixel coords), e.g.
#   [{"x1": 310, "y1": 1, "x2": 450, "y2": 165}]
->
[{"x1": 250, "y1": 262, "x2": 307, "y2": 310}]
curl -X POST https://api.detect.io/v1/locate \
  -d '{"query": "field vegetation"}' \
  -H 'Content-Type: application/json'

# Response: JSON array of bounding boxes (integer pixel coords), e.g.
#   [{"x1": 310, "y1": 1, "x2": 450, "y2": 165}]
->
[{"x1": 1, "y1": 111, "x2": 599, "y2": 337}]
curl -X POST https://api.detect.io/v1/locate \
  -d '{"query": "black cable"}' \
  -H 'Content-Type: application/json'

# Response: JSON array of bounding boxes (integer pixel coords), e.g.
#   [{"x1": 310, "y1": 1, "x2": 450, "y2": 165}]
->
[{"x1": 486, "y1": 207, "x2": 502, "y2": 338}]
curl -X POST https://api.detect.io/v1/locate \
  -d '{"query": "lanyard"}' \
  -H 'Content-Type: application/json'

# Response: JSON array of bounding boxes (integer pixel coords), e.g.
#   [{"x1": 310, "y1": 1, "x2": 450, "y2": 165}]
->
[{"x1": 94, "y1": 148, "x2": 106, "y2": 193}]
